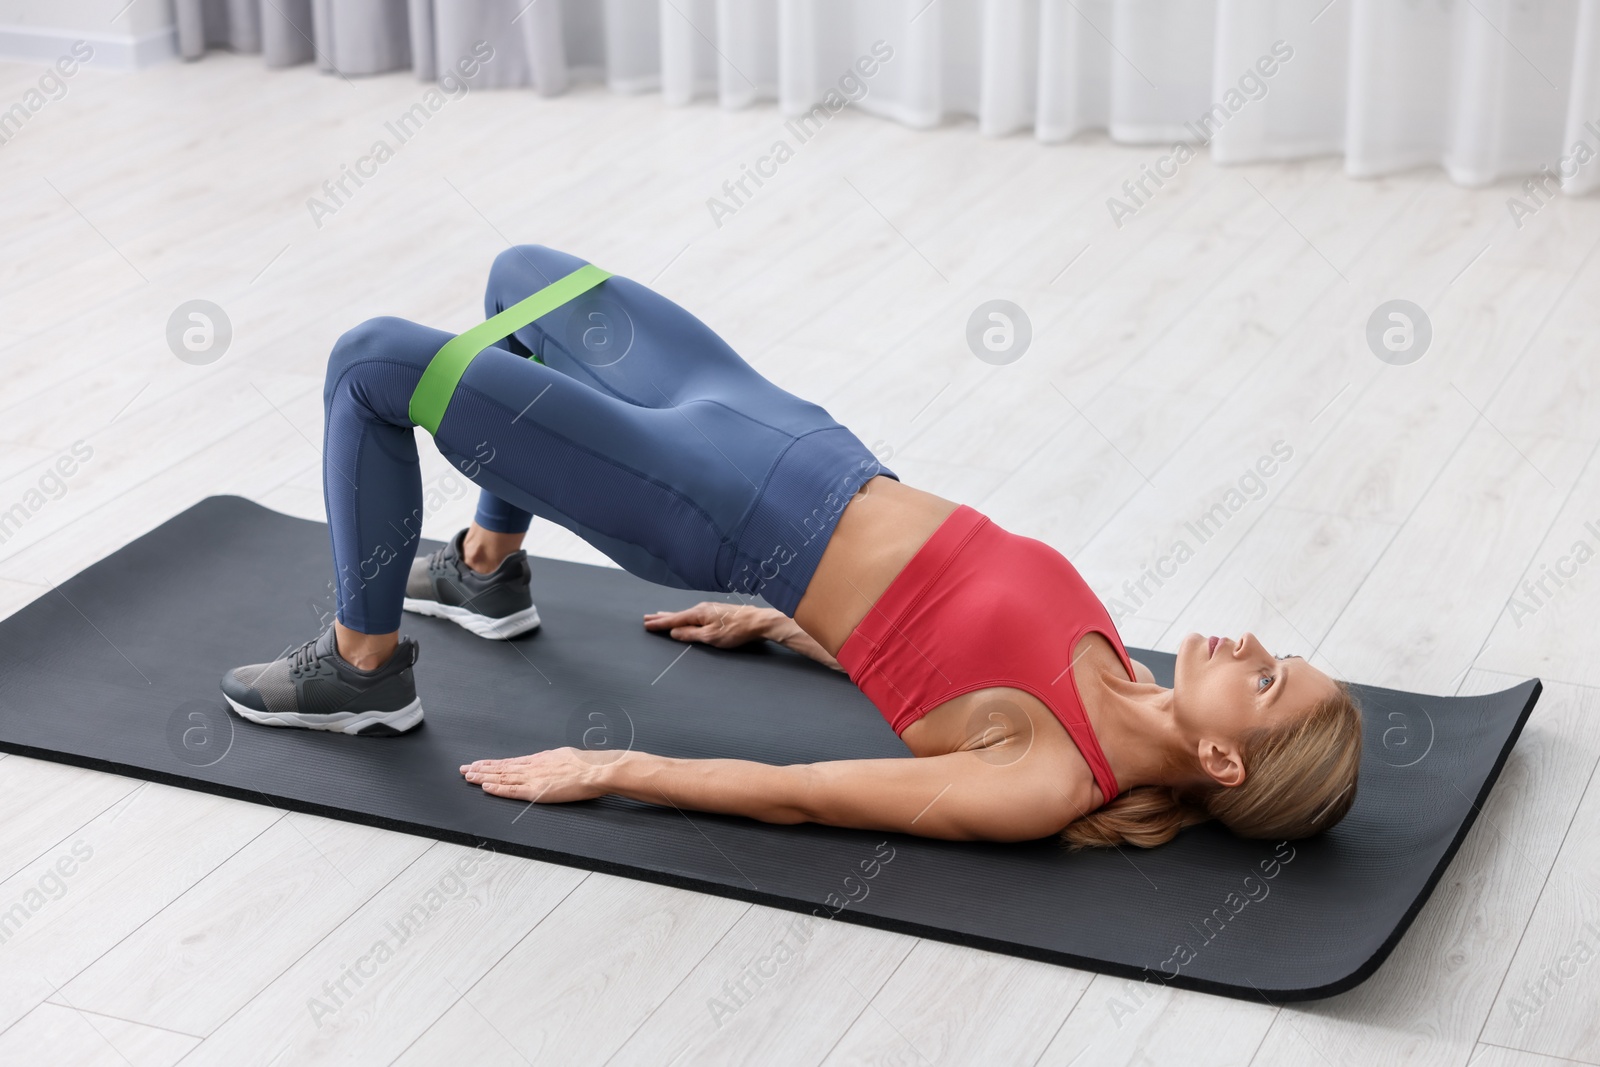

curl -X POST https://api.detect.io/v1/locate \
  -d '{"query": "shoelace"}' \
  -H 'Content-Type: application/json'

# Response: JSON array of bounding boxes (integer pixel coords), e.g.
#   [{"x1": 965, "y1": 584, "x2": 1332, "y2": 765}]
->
[
  {"x1": 287, "y1": 634, "x2": 323, "y2": 676},
  {"x1": 428, "y1": 538, "x2": 463, "y2": 575}
]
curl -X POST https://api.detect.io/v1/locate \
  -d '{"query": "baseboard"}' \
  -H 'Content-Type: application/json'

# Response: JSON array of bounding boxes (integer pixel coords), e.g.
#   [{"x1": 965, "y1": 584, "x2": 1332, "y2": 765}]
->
[{"x1": 0, "y1": 23, "x2": 178, "y2": 70}]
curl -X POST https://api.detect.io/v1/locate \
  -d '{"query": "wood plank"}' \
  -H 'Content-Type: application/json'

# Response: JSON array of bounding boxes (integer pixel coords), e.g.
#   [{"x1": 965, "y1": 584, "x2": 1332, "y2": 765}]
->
[
  {"x1": 0, "y1": 756, "x2": 140, "y2": 886},
  {"x1": 1312, "y1": 427, "x2": 1587, "y2": 693},
  {"x1": 0, "y1": 782, "x2": 281, "y2": 1033},
  {"x1": 392, "y1": 873, "x2": 746, "y2": 1065},
  {"x1": 58, "y1": 814, "x2": 433, "y2": 1037},
  {"x1": 821, "y1": 939, "x2": 1092, "y2": 1066},
  {"x1": 1479, "y1": 741, "x2": 1600, "y2": 1063},
  {"x1": 1473, "y1": 450, "x2": 1600, "y2": 690},
  {"x1": 1468, "y1": 1044, "x2": 1600, "y2": 1067},
  {"x1": 0, "y1": 382, "x2": 329, "y2": 588},
  {"x1": 1165, "y1": 507, "x2": 1397, "y2": 658},
  {"x1": 0, "y1": 1002, "x2": 199, "y2": 1067},
  {"x1": 606, "y1": 904, "x2": 913, "y2": 1065},
  {"x1": 1037, "y1": 973, "x2": 1276, "y2": 1067},
  {"x1": 180, "y1": 845, "x2": 586, "y2": 1065}
]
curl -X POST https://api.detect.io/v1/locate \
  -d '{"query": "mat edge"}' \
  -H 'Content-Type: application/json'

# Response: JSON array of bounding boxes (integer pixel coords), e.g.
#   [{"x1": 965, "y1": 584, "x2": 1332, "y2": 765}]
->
[{"x1": 0, "y1": 675, "x2": 1544, "y2": 1005}]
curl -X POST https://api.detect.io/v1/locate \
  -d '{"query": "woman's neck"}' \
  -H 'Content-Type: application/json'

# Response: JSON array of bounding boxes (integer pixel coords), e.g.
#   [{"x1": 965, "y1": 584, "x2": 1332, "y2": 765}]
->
[{"x1": 1084, "y1": 669, "x2": 1195, "y2": 795}]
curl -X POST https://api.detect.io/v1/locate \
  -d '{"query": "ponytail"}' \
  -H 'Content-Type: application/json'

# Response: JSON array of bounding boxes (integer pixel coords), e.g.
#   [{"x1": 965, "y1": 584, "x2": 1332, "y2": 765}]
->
[{"x1": 1059, "y1": 786, "x2": 1210, "y2": 849}]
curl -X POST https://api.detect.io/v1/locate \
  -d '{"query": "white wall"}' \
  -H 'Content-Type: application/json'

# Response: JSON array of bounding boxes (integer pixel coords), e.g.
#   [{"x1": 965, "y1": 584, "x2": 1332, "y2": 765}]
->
[{"x1": 0, "y1": 0, "x2": 177, "y2": 68}]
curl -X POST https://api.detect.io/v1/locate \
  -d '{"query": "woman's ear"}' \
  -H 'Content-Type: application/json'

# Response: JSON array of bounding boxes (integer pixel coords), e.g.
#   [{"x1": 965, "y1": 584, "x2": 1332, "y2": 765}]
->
[{"x1": 1197, "y1": 738, "x2": 1246, "y2": 788}]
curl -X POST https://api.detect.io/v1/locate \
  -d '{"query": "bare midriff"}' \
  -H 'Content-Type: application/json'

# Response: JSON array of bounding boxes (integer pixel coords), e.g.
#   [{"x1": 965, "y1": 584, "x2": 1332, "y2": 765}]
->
[{"x1": 791, "y1": 475, "x2": 961, "y2": 658}]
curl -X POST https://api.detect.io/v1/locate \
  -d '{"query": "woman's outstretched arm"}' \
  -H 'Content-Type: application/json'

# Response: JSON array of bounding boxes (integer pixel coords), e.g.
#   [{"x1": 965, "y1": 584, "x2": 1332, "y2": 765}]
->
[{"x1": 460, "y1": 747, "x2": 1081, "y2": 842}]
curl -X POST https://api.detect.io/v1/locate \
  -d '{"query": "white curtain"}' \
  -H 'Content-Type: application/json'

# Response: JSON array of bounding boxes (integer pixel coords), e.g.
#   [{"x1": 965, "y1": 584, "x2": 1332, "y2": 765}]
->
[{"x1": 176, "y1": 0, "x2": 1600, "y2": 195}]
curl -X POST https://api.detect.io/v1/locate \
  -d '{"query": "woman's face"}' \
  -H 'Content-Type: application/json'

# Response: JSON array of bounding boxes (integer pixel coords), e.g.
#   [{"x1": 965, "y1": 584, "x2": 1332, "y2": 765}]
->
[{"x1": 1171, "y1": 632, "x2": 1339, "y2": 783}]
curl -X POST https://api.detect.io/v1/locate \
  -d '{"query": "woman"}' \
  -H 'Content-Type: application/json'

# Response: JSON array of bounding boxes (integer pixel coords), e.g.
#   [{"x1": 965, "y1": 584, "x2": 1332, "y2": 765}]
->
[{"x1": 221, "y1": 244, "x2": 1362, "y2": 849}]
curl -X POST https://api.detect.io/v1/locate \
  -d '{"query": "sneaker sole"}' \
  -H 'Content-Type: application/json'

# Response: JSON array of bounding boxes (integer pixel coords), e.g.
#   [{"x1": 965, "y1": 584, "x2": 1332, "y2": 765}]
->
[
  {"x1": 223, "y1": 694, "x2": 424, "y2": 737},
  {"x1": 402, "y1": 598, "x2": 542, "y2": 640}
]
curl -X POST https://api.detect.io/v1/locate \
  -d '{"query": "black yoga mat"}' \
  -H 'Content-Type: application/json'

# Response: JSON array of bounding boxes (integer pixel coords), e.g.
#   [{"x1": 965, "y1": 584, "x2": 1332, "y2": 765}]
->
[{"x1": 0, "y1": 496, "x2": 1539, "y2": 1002}]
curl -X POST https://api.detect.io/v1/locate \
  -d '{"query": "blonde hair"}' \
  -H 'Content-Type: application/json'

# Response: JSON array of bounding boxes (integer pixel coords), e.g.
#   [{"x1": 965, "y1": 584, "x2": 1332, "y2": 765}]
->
[{"x1": 1061, "y1": 681, "x2": 1362, "y2": 850}]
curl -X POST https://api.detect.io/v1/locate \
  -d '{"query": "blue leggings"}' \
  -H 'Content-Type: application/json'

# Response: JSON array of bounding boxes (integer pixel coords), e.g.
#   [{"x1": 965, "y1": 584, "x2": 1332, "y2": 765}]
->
[{"x1": 321, "y1": 244, "x2": 895, "y2": 634}]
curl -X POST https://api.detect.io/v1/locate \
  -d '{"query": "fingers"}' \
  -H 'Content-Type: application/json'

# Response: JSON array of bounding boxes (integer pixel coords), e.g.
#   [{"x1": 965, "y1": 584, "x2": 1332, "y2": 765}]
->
[
  {"x1": 472, "y1": 772, "x2": 516, "y2": 787},
  {"x1": 645, "y1": 602, "x2": 757, "y2": 651},
  {"x1": 461, "y1": 762, "x2": 536, "y2": 800},
  {"x1": 461, "y1": 749, "x2": 570, "y2": 776},
  {"x1": 643, "y1": 602, "x2": 734, "y2": 632},
  {"x1": 644, "y1": 610, "x2": 698, "y2": 632},
  {"x1": 477, "y1": 775, "x2": 535, "y2": 801},
  {"x1": 644, "y1": 604, "x2": 709, "y2": 625},
  {"x1": 459, "y1": 757, "x2": 522, "y2": 772}
]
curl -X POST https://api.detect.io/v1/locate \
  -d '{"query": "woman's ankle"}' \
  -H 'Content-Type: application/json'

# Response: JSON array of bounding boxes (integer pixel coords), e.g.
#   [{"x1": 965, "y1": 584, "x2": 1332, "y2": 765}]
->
[
  {"x1": 333, "y1": 621, "x2": 398, "y2": 671},
  {"x1": 462, "y1": 522, "x2": 527, "y2": 575}
]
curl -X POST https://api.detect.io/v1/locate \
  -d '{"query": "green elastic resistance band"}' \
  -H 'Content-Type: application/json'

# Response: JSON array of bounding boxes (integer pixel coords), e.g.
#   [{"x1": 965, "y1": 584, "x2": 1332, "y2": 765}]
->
[{"x1": 408, "y1": 262, "x2": 613, "y2": 436}]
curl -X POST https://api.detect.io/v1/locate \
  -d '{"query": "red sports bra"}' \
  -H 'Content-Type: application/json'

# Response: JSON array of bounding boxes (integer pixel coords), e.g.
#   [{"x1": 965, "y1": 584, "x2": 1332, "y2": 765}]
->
[{"x1": 835, "y1": 504, "x2": 1135, "y2": 803}]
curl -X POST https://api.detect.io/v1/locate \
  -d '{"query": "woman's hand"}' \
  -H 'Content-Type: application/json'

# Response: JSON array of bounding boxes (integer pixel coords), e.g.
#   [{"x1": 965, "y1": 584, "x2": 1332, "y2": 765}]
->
[
  {"x1": 643, "y1": 602, "x2": 775, "y2": 649},
  {"x1": 645, "y1": 601, "x2": 845, "y2": 670},
  {"x1": 460, "y1": 748, "x2": 612, "y2": 803}
]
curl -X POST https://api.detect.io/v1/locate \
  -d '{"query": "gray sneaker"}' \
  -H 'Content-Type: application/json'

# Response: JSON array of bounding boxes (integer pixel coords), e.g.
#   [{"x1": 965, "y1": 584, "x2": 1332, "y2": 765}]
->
[
  {"x1": 220, "y1": 624, "x2": 423, "y2": 736},
  {"x1": 403, "y1": 528, "x2": 541, "y2": 640}
]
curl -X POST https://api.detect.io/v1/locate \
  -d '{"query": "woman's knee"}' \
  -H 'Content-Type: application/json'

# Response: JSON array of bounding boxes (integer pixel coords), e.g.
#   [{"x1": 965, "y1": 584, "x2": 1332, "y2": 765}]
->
[
  {"x1": 324, "y1": 316, "x2": 444, "y2": 420},
  {"x1": 485, "y1": 244, "x2": 588, "y2": 309}
]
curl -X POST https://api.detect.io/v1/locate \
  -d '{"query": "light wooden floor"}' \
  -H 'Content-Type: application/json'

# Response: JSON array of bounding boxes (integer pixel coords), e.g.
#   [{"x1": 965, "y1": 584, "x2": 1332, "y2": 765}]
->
[{"x1": 0, "y1": 50, "x2": 1597, "y2": 1067}]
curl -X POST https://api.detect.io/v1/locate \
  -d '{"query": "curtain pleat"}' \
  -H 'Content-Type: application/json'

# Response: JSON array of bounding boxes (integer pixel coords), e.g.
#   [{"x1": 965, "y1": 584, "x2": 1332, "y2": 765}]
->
[
  {"x1": 176, "y1": 0, "x2": 259, "y2": 59},
  {"x1": 262, "y1": 0, "x2": 314, "y2": 70},
  {"x1": 310, "y1": 0, "x2": 411, "y2": 77},
  {"x1": 1109, "y1": 0, "x2": 1217, "y2": 142},
  {"x1": 978, "y1": 0, "x2": 1037, "y2": 137},
  {"x1": 659, "y1": 0, "x2": 713, "y2": 105},
  {"x1": 1208, "y1": 0, "x2": 1346, "y2": 164},
  {"x1": 602, "y1": 0, "x2": 662, "y2": 93},
  {"x1": 172, "y1": 0, "x2": 1600, "y2": 194},
  {"x1": 1565, "y1": 0, "x2": 1600, "y2": 194},
  {"x1": 1036, "y1": 0, "x2": 1112, "y2": 142}
]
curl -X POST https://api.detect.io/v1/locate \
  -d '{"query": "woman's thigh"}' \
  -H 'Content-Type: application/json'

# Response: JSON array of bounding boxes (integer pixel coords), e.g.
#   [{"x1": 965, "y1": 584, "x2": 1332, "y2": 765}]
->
[{"x1": 482, "y1": 245, "x2": 832, "y2": 436}]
